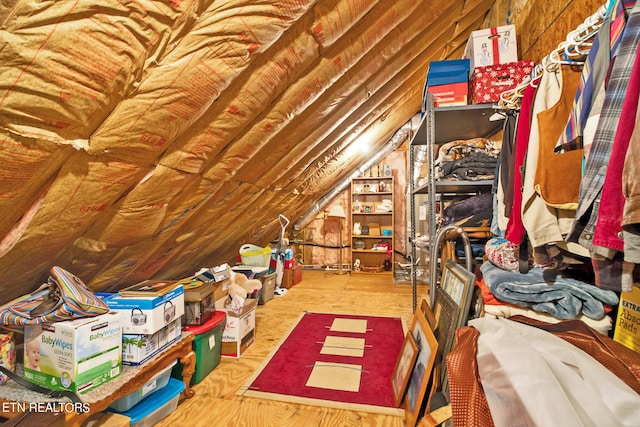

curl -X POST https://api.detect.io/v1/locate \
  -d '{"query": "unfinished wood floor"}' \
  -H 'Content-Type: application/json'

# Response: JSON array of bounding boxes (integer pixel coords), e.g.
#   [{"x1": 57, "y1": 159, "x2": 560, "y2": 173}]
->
[{"x1": 157, "y1": 270, "x2": 428, "y2": 427}]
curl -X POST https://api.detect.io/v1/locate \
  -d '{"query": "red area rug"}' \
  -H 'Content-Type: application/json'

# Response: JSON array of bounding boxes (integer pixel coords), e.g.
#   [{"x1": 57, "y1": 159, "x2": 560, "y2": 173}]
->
[{"x1": 239, "y1": 311, "x2": 405, "y2": 415}]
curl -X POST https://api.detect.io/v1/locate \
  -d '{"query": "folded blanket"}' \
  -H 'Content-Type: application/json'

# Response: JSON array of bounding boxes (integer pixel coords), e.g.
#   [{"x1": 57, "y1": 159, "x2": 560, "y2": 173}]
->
[{"x1": 480, "y1": 261, "x2": 619, "y2": 320}]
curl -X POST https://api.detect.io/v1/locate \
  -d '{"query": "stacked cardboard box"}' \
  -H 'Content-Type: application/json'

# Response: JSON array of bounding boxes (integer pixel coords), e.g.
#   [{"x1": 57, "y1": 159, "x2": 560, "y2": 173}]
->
[
  {"x1": 216, "y1": 298, "x2": 257, "y2": 358},
  {"x1": 423, "y1": 59, "x2": 470, "y2": 109},
  {"x1": 463, "y1": 24, "x2": 531, "y2": 104},
  {"x1": 104, "y1": 285, "x2": 185, "y2": 365}
]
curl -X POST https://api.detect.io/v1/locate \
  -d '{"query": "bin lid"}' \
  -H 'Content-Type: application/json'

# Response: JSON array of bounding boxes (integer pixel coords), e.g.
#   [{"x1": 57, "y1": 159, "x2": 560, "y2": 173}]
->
[
  {"x1": 114, "y1": 377, "x2": 185, "y2": 421},
  {"x1": 183, "y1": 310, "x2": 226, "y2": 334}
]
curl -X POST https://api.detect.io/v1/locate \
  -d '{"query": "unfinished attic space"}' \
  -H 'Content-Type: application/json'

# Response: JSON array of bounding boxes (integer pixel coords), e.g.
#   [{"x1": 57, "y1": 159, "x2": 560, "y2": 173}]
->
[{"x1": 1, "y1": 0, "x2": 640, "y2": 426}]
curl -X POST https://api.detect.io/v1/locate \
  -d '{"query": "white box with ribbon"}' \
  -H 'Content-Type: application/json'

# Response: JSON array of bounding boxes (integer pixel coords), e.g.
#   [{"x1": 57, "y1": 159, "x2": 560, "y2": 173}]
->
[{"x1": 463, "y1": 24, "x2": 518, "y2": 73}]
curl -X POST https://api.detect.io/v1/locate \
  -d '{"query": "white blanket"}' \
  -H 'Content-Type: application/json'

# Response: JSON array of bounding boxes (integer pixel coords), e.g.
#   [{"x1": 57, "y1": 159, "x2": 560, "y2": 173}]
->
[{"x1": 470, "y1": 317, "x2": 640, "y2": 427}]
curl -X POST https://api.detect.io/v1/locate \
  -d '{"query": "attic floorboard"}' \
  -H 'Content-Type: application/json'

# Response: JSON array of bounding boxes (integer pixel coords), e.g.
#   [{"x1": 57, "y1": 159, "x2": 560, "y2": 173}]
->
[{"x1": 156, "y1": 270, "x2": 428, "y2": 427}]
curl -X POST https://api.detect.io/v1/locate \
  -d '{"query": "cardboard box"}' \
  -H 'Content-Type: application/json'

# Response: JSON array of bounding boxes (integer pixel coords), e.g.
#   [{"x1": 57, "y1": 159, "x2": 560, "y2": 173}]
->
[
  {"x1": 104, "y1": 285, "x2": 184, "y2": 335},
  {"x1": 215, "y1": 298, "x2": 256, "y2": 358},
  {"x1": 282, "y1": 264, "x2": 303, "y2": 289},
  {"x1": 213, "y1": 278, "x2": 230, "y2": 301},
  {"x1": 471, "y1": 60, "x2": 534, "y2": 104},
  {"x1": 258, "y1": 273, "x2": 276, "y2": 305},
  {"x1": 463, "y1": 24, "x2": 518, "y2": 73},
  {"x1": 613, "y1": 284, "x2": 640, "y2": 353},
  {"x1": 24, "y1": 312, "x2": 122, "y2": 394},
  {"x1": 427, "y1": 82, "x2": 469, "y2": 107},
  {"x1": 121, "y1": 318, "x2": 182, "y2": 365},
  {"x1": 183, "y1": 282, "x2": 215, "y2": 326}
]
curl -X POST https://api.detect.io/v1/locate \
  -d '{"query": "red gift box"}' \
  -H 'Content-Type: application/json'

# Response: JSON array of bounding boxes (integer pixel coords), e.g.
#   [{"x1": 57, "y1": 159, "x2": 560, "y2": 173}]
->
[{"x1": 470, "y1": 60, "x2": 534, "y2": 104}]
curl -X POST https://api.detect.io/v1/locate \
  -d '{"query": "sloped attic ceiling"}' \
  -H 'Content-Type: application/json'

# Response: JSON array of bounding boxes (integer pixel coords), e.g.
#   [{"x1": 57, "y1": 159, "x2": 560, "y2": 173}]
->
[{"x1": 0, "y1": 0, "x2": 495, "y2": 299}]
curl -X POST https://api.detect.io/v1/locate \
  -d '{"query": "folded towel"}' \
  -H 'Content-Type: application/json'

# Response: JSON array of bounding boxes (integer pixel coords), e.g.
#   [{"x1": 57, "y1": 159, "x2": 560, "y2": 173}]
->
[{"x1": 480, "y1": 261, "x2": 619, "y2": 320}]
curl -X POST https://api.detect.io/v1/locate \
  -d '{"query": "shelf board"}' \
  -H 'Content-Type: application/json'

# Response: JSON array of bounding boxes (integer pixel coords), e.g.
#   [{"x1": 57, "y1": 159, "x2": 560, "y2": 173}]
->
[
  {"x1": 413, "y1": 179, "x2": 493, "y2": 194},
  {"x1": 352, "y1": 211, "x2": 393, "y2": 215},
  {"x1": 353, "y1": 176, "x2": 393, "y2": 180},
  {"x1": 352, "y1": 249, "x2": 391, "y2": 253},
  {"x1": 351, "y1": 235, "x2": 393, "y2": 239},
  {"x1": 353, "y1": 192, "x2": 393, "y2": 196},
  {"x1": 410, "y1": 104, "x2": 502, "y2": 146}
]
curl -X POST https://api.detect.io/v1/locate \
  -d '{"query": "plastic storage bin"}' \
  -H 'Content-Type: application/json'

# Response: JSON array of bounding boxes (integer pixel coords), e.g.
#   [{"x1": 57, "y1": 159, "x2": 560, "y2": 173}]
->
[
  {"x1": 239, "y1": 244, "x2": 271, "y2": 267},
  {"x1": 173, "y1": 311, "x2": 226, "y2": 384},
  {"x1": 110, "y1": 377, "x2": 184, "y2": 427},
  {"x1": 109, "y1": 360, "x2": 178, "y2": 412}
]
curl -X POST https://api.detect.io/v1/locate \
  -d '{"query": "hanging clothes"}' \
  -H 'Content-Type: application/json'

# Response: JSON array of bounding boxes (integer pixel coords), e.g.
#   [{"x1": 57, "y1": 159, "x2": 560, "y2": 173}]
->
[
  {"x1": 595, "y1": 44, "x2": 640, "y2": 252},
  {"x1": 569, "y1": 0, "x2": 640, "y2": 256},
  {"x1": 500, "y1": 112, "x2": 518, "y2": 219},
  {"x1": 556, "y1": 0, "x2": 632, "y2": 157},
  {"x1": 554, "y1": 3, "x2": 615, "y2": 153},
  {"x1": 505, "y1": 79, "x2": 539, "y2": 245},
  {"x1": 622, "y1": 106, "x2": 640, "y2": 264},
  {"x1": 521, "y1": 64, "x2": 587, "y2": 256},
  {"x1": 492, "y1": 112, "x2": 518, "y2": 236},
  {"x1": 533, "y1": 65, "x2": 583, "y2": 208}
]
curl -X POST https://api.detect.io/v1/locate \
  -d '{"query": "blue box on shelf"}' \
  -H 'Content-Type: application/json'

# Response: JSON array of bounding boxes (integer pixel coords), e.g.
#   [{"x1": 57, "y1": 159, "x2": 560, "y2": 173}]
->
[{"x1": 426, "y1": 59, "x2": 471, "y2": 86}]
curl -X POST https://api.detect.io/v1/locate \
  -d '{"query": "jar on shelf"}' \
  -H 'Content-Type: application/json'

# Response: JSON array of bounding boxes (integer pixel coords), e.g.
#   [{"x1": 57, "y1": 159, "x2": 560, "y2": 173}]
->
[{"x1": 353, "y1": 222, "x2": 362, "y2": 235}]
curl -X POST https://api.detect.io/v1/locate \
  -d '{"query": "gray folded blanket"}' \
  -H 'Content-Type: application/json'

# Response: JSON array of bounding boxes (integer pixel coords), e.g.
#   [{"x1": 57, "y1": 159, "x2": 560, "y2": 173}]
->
[{"x1": 480, "y1": 261, "x2": 619, "y2": 320}]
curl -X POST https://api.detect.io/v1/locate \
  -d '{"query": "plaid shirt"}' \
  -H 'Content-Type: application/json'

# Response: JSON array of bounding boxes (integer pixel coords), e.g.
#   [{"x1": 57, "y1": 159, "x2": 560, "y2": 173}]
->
[
  {"x1": 593, "y1": 43, "x2": 640, "y2": 252},
  {"x1": 569, "y1": 1, "x2": 640, "y2": 255}
]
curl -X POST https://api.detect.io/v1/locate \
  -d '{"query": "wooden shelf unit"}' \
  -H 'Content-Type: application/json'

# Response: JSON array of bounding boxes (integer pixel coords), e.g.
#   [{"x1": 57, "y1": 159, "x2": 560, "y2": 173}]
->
[{"x1": 351, "y1": 176, "x2": 394, "y2": 275}]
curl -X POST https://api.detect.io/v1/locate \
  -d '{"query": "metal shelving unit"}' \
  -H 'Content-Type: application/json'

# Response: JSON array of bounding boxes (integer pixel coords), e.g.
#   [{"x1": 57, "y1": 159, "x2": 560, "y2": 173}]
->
[{"x1": 409, "y1": 96, "x2": 502, "y2": 310}]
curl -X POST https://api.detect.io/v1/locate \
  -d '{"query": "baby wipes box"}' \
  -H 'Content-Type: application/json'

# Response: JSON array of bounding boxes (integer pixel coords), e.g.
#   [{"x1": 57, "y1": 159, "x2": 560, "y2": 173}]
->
[{"x1": 24, "y1": 312, "x2": 122, "y2": 394}]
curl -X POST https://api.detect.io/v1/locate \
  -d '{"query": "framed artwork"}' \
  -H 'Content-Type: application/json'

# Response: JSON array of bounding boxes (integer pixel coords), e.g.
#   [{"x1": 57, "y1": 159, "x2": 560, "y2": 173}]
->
[
  {"x1": 391, "y1": 332, "x2": 419, "y2": 407},
  {"x1": 441, "y1": 260, "x2": 476, "y2": 327},
  {"x1": 404, "y1": 308, "x2": 439, "y2": 427},
  {"x1": 419, "y1": 298, "x2": 437, "y2": 331},
  {"x1": 433, "y1": 286, "x2": 461, "y2": 393}
]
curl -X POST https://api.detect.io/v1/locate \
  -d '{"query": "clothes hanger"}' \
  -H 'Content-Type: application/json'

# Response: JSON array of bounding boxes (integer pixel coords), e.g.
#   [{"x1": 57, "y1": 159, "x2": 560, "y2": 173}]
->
[
  {"x1": 496, "y1": 74, "x2": 531, "y2": 110},
  {"x1": 548, "y1": 42, "x2": 586, "y2": 66}
]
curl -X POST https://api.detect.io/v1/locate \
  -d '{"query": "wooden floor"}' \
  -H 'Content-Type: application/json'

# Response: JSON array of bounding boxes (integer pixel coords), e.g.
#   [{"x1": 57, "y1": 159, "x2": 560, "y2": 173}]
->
[{"x1": 157, "y1": 270, "x2": 428, "y2": 427}]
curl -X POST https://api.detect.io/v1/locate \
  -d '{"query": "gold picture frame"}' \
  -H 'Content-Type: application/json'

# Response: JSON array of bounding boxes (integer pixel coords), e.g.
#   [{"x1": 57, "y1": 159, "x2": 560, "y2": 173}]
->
[
  {"x1": 404, "y1": 308, "x2": 438, "y2": 427},
  {"x1": 391, "y1": 332, "x2": 419, "y2": 408}
]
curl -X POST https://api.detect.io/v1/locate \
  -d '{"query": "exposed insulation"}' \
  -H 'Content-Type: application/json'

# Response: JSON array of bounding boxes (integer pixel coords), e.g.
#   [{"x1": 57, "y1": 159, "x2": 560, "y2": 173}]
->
[{"x1": 0, "y1": 0, "x2": 598, "y2": 300}]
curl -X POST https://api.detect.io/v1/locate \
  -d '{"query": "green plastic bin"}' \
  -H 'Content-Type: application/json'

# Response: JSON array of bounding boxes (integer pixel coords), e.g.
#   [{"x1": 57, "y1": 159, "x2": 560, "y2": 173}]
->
[{"x1": 173, "y1": 311, "x2": 226, "y2": 384}]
